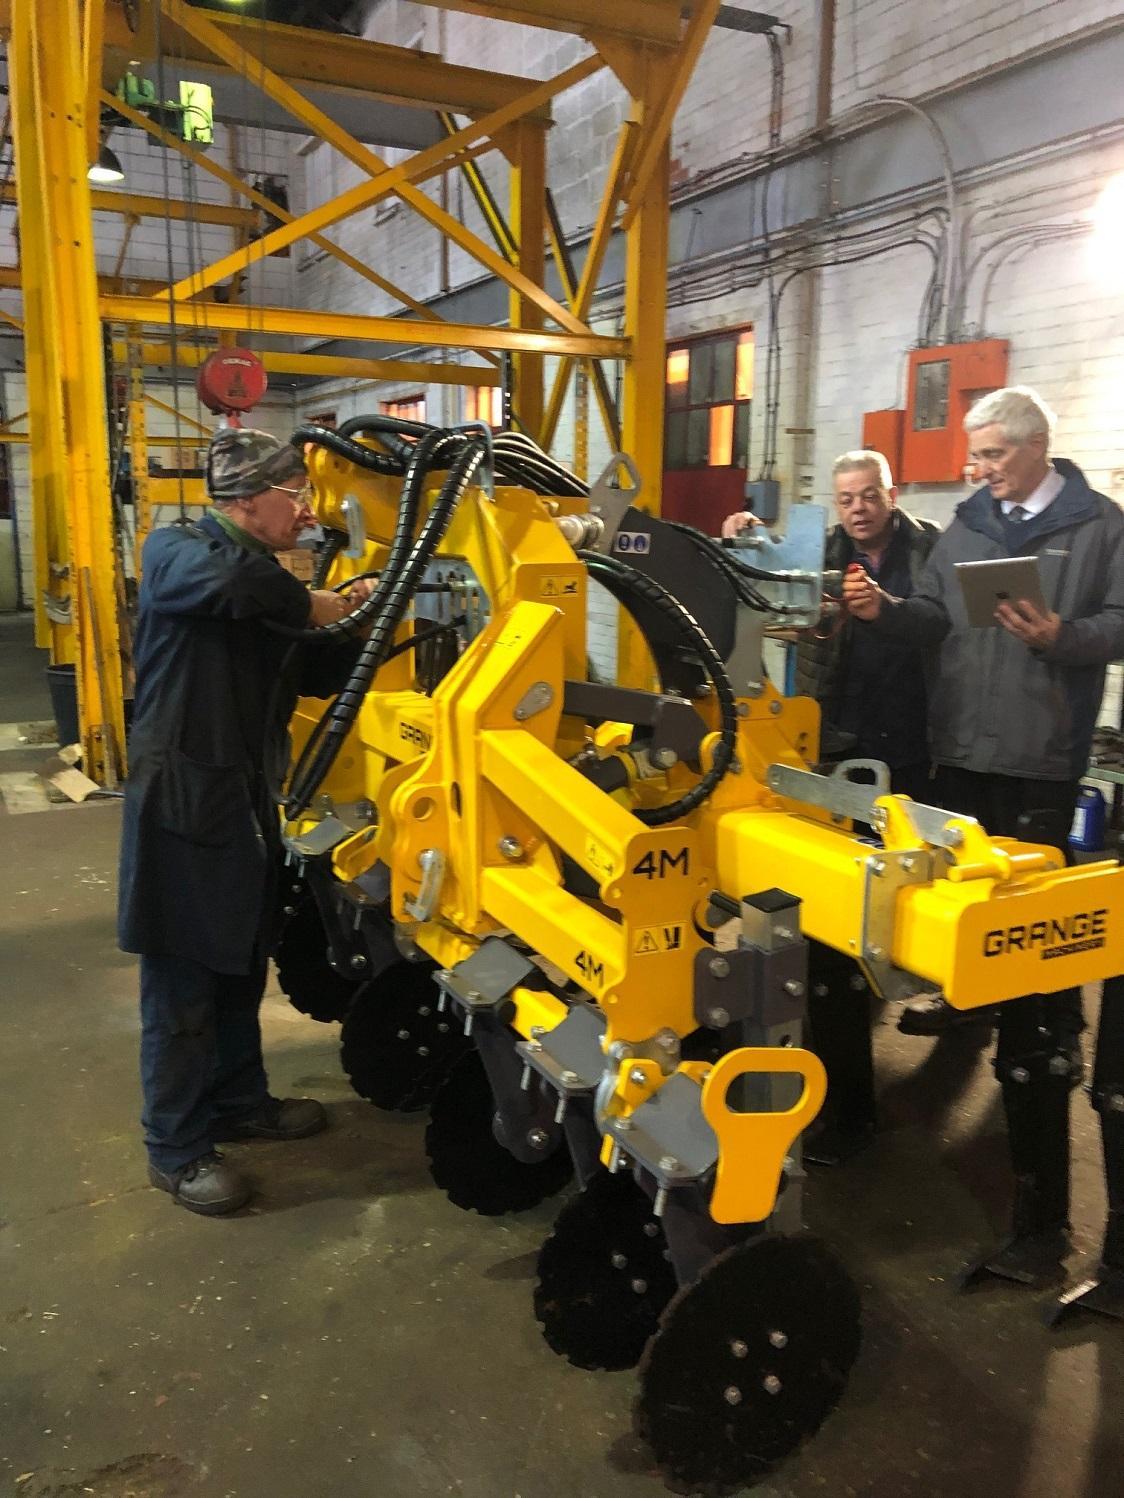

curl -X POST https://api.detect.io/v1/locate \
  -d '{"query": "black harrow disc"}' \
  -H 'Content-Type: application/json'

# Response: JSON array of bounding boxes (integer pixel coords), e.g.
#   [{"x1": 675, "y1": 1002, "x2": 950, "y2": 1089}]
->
[
  {"x1": 425, "y1": 1048, "x2": 573, "y2": 1216},
  {"x1": 274, "y1": 895, "x2": 360, "y2": 1024},
  {"x1": 341, "y1": 963, "x2": 470, "y2": 1113},
  {"x1": 636, "y1": 1234, "x2": 861, "y2": 1494},
  {"x1": 534, "y1": 1170, "x2": 678, "y2": 1370}
]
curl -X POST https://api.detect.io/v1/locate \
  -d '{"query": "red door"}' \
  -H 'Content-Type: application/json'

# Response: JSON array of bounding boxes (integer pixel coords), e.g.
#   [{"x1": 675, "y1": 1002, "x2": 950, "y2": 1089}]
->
[{"x1": 662, "y1": 328, "x2": 753, "y2": 536}]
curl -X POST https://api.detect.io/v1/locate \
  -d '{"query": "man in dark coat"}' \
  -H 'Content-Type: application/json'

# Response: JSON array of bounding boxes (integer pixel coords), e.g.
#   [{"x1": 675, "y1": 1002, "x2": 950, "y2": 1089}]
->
[
  {"x1": 844, "y1": 385, "x2": 1124, "y2": 1282},
  {"x1": 726, "y1": 451, "x2": 942, "y2": 1158},
  {"x1": 119, "y1": 429, "x2": 367, "y2": 1216}
]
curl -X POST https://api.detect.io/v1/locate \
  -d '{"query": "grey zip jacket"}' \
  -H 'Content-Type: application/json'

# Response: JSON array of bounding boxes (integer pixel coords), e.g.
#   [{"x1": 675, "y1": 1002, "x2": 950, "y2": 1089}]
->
[{"x1": 863, "y1": 458, "x2": 1124, "y2": 780}]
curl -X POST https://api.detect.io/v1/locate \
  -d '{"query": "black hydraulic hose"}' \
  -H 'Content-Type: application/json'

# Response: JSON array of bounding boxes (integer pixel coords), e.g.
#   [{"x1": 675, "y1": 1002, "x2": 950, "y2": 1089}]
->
[
  {"x1": 338, "y1": 413, "x2": 435, "y2": 465},
  {"x1": 665, "y1": 519, "x2": 810, "y2": 615},
  {"x1": 576, "y1": 550, "x2": 738, "y2": 826},
  {"x1": 312, "y1": 527, "x2": 348, "y2": 589},
  {"x1": 269, "y1": 426, "x2": 455, "y2": 643},
  {"x1": 290, "y1": 423, "x2": 405, "y2": 476},
  {"x1": 285, "y1": 437, "x2": 487, "y2": 818}
]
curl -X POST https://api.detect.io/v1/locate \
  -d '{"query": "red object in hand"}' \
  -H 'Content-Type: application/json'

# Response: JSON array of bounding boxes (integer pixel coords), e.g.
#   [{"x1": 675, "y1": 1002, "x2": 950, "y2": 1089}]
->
[{"x1": 846, "y1": 562, "x2": 864, "y2": 574}]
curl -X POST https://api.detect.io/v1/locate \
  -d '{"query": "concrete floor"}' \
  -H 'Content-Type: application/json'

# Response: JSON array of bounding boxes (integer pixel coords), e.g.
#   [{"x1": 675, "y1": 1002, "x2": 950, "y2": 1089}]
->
[{"x1": 1, "y1": 612, "x2": 1122, "y2": 1498}]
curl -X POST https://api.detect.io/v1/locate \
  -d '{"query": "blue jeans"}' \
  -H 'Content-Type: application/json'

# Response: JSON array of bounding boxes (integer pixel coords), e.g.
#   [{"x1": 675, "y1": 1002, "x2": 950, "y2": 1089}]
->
[{"x1": 139, "y1": 953, "x2": 270, "y2": 1171}]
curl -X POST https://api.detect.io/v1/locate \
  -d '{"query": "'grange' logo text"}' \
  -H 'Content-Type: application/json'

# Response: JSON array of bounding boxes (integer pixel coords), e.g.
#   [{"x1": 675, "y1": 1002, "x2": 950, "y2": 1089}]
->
[{"x1": 983, "y1": 908, "x2": 1107, "y2": 960}]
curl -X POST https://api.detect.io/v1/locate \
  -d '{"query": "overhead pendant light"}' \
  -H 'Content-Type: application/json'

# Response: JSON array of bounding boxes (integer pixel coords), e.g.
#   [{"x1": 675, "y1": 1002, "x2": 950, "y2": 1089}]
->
[{"x1": 88, "y1": 144, "x2": 125, "y2": 184}]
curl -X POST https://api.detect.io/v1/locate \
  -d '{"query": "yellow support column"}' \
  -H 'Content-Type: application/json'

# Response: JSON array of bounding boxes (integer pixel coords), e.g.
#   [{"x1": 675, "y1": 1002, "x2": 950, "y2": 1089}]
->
[
  {"x1": 8, "y1": 0, "x2": 70, "y2": 656},
  {"x1": 507, "y1": 120, "x2": 547, "y2": 441},
  {"x1": 621, "y1": 86, "x2": 670, "y2": 505},
  {"x1": 11, "y1": 0, "x2": 125, "y2": 781},
  {"x1": 128, "y1": 354, "x2": 151, "y2": 574}
]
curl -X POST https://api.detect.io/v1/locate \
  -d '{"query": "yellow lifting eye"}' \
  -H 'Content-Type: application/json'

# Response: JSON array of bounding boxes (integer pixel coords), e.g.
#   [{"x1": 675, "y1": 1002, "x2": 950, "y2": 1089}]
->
[{"x1": 701, "y1": 1047, "x2": 827, "y2": 1225}]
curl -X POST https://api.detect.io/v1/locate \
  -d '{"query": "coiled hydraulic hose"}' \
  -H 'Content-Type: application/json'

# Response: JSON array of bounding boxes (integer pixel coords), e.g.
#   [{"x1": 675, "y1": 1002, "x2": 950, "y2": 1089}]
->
[
  {"x1": 268, "y1": 426, "x2": 456, "y2": 643},
  {"x1": 290, "y1": 423, "x2": 405, "y2": 476},
  {"x1": 284, "y1": 435, "x2": 488, "y2": 819},
  {"x1": 576, "y1": 551, "x2": 738, "y2": 826}
]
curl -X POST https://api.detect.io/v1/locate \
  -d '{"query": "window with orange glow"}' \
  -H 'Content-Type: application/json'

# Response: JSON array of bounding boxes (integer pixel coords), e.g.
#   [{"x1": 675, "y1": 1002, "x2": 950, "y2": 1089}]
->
[
  {"x1": 465, "y1": 386, "x2": 504, "y2": 428},
  {"x1": 381, "y1": 396, "x2": 427, "y2": 424},
  {"x1": 664, "y1": 328, "x2": 753, "y2": 470}
]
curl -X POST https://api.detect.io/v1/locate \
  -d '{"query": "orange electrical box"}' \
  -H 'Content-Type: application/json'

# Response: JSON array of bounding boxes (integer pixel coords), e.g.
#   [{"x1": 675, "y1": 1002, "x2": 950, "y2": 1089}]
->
[
  {"x1": 861, "y1": 409, "x2": 904, "y2": 478},
  {"x1": 900, "y1": 339, "x2": 1008, "y2": 483}
]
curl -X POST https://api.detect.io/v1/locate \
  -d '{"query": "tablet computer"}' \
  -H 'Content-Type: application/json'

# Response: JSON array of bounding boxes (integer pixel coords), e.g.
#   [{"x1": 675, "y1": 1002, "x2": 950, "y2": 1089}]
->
[{"x1": 954, "y1": 556, "x2": 1046, "y2": 628}]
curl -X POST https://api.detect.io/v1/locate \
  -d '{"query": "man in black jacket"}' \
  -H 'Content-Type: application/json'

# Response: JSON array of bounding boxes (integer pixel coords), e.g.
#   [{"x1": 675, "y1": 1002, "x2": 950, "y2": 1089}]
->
[
  {"x1": 727, "y1": 451, "x2": 942, "y2": 1156},
  {"x1": 119, "y1": 429, "x2": 368, "y2": 1216}
]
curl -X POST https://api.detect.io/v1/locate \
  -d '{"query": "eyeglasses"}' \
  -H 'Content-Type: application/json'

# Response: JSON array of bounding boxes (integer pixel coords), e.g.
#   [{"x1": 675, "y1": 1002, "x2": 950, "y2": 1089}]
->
[{"x1": 273, "y1": 483, "x2": 314, "y2": 505}]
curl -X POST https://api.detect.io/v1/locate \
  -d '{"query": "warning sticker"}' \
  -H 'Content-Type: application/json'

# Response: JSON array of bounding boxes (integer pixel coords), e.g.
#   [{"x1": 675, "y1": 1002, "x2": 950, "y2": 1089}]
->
[
  {"x1": 634, "y1": 923, "x2": 684, "y2": 955},
  {"x1": 540, "y1": 576, "x2": 581, "y2": 598},
  {"x1": 585, "y1": 838, "x2": 614, "y2": 879}
]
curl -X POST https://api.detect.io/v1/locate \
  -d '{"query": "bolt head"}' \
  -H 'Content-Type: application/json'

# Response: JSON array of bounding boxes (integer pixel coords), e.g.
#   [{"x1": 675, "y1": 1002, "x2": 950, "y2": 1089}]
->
[
  {"x1": 282, "y1": 904, "x2": 296, "y2": 917},
  {"x1": 418, "y1": 1005, "x2": 431, "y2": 1017},
  {"x1": 416, "y1": 1045, "x2": 430, "y2": 1057},
  {"x1": 707, "y1": 1007, "x2": 730, "y2": 1028},
  {"x1": 498, "y1": 835, "x2": 524, "y2": 859},
  {"x1": 946, "y1": 827, "x2": 964, "y2": 848},
  {"x1": 763, "y1": 1374, "x2": 783, "y2": 1396},
  {"x1": 630, "y1": 1278, "x2": 648, "y2": 1295},
  {"x1": 526, "y1": 1128, "x2": 549, "y2": 1150},
  {"x1": 615, "y1": 1115, "x2": 633, "y2": 1132},
  {"x1": 871, "y1": 859, "x2": 886, "y2": 877},
  {"x1": 628, "y1": 1066, "x2": 647, "y2": 1085},
  {"x1": 350, "y1": 954, "x2": 368, "y2": 971},
  {"x1": 783, "y1": 979, "x2": 805, "y2": 997},
  {"x1": 561, "y1": 1069, "x2": 580, "y2": 1085},
  {"x1": 724, "y1": 1385, "x2": 743, "y2": 1406},
  {"x1": 768, "y1": 1329, "x2": 788, "y2": 1349},
  {"x1": 867, "y1": 945, "x2": 885, "y2": 961},
  {"x1": 643, "y1": 1222, "x2": 660, "y2": 1238},
  {"x1": 1011, "y1": 1066, "x2": 1031, "y2": 1084},
  {"x1": 653, "y1": 747, "x2": 678, "y2": 769},
  {"x1": 709, "y1": 955, "x2": 730, "y2": 979},
  {"x1": 658, "y1": 1154, "x2": 679, "y2": 1172},
  {"x1": 657, "y1": 1029, "x2": 679, "y2": 1051},
  {"x1": 769, "y1": 700, "x2": 782, "y2": 716},
  {"x1": 610, "y1": 1252, "x2": 627, "y2": 1270},
  {"x1": 396, "y1": 1028, "x2": 410, "y2": 1041},
  {"x1": 730, "y1": 1339, "x2": 748, "y2": 1359}
]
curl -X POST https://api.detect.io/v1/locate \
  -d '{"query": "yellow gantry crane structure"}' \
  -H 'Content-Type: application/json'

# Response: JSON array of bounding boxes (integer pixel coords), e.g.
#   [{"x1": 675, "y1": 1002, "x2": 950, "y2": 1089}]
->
[{"x1": 1, "y1": 0, "x2": 721, "y2": 782}]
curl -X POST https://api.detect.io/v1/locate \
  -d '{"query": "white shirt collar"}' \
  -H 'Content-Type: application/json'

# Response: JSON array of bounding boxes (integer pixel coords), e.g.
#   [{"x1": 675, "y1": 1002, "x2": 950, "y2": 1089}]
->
[{"x1": 1001, "y1": 465, "x2": 1064, "y2": 518}]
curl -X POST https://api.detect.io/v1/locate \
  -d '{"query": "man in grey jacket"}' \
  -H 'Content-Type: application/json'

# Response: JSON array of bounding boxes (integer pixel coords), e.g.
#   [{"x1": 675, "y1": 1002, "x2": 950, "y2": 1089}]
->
[{"x1": 844, "y1": 385, "x2": 1124, "y2": 1284}]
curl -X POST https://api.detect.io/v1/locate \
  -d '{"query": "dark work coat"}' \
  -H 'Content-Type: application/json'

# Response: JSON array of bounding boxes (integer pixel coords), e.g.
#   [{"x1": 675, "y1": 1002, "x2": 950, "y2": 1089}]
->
[
  {"x1": 869, "y1": 459, "x2": 1124, "y2": 780},
  {"x1": 793, "y1": 510, "x2": 940, "y2": 769},
  {"x1": 118, "y1": 515, "x2": 357, "y2": 975}
]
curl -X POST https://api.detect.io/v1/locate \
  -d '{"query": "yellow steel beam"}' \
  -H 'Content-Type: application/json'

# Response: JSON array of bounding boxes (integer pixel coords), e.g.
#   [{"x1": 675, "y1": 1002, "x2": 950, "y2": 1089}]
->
[
  {"x1": 10, "y1": 0, "x2": 69, "y2": 654},
  {"x1": 15, "y1": 0, "x2": 125, "y2": 780},
  {"x1": 0, "y1": 262, "x2": 179, "y2": 298},
  {"x1": 508, "y1": 120, "x2": 546, "y2": 441},
  {"x1": 143, "y1": 392, "x2": 213, "y2": 438},
  {"x1": 102, "y1": 294, "x2": 630, "y2": 360},
  {"x1": 619, "y1": 0, "x2": 722, "y2": 231},
  {"x1": 541, "y1": 119, "x2": 638, "y2": 448},
  {"x1": 82, "y1": 0, "x2": 105, "y2": 165},
  {"x1": 1, "y1": 181, "x2": 260, "y2": 228},
  {"x1": 111, "y1": 342, "x2": 501, "y2": 388},
  {"x1": 103, "y1": 89, "x2": 497, "y2": 354},
  {"x1": 408, "y1": 0, "x2": 683, "y2": 46},
  {"x1": 156, "y1": 2, "x2": 600, "y2": 338},
  {"x1": 0, "y1": 305, "x2": 24, "y2": 331},
  {"x1": 64, "y1": 1, "x2": 556, "y2": 118}
]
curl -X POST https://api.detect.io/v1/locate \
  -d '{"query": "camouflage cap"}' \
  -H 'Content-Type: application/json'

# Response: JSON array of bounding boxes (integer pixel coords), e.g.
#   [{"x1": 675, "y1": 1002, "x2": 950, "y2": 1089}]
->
[{"x1": 206, "y1": 427, "x2": 306, "y2": 502}]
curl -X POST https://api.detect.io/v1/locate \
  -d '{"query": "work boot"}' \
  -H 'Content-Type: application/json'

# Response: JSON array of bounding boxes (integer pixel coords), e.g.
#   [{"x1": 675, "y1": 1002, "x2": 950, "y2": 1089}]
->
[
  {"x1": 148, "y1": 1150, "x2": 251, "y2": 1217},
  {"x1": 214, "y1": 1096, "x2": 328, "y2": 1142},
  {"x1": 898, "y1": 995, "x2": 994, "y2": 1035}
]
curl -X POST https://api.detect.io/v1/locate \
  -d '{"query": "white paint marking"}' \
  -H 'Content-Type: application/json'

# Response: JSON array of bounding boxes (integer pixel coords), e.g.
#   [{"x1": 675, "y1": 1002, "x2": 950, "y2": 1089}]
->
[{"x1": 0, "y1": 771, "x2": 52, "y2": 815}]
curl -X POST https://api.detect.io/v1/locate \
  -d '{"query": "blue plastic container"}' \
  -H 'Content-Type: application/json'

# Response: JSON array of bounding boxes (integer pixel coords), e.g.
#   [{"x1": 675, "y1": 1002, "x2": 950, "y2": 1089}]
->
[{"x1": 1070, "y1": 785, "x2": 1107, "y2": 852}]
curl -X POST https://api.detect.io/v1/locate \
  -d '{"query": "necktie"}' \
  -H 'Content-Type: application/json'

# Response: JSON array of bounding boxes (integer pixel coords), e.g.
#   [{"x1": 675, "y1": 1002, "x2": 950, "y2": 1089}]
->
[{"x1": 1009, "y1": 504, "x2": 1029, "y2": 523}]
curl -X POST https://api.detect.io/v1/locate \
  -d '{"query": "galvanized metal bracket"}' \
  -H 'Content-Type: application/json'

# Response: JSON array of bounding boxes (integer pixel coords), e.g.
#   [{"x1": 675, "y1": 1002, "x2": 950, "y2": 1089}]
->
[
  {"x1": 860, "y1": 847, "x2": 940, "y2": 1002},
  {"x1": 587, "y1": 452, "x2": 642, "y2": 554}
]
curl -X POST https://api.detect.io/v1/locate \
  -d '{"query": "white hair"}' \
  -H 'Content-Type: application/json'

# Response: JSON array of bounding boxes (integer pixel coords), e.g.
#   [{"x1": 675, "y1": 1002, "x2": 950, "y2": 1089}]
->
[
  {"x1": 964, "y1": 385, "x2": 1056, "y2": 447},
  {"x1": 831, "y1": 449, "x2": 893, "y2": 488}
]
